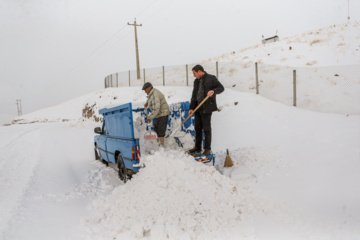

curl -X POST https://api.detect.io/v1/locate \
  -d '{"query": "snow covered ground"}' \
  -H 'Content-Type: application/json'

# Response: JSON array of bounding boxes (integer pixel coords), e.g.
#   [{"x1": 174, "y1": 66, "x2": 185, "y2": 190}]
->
[
  {"x1": 1, "y1": 87, "x2": 359, "y2": 240},
  {"x1": 1, "y1": 22, "x2": 359, "y2": 239}
]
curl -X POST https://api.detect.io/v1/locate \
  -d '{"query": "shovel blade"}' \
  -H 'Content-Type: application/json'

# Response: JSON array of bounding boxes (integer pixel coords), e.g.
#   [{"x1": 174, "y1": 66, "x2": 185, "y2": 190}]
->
[{"x1": 144, "y1": 131, "x2": 158, "y2": 140}]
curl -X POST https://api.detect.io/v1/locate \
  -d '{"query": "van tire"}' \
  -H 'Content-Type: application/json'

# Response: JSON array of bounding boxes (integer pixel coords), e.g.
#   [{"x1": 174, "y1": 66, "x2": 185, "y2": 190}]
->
[
  {"x1": 95, "y1": 146, "x2": 108, "y2": 166},
  {"x1": 117, "y1": 155, "x2": 127, "y2": 183},
  {"x1": 94, "y1": 146, "x2": 100, "y2": 160}
]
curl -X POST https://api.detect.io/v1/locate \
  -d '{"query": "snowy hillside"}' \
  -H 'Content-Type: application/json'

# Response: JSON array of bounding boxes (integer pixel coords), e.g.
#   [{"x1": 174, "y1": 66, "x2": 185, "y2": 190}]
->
[
  {"x1": 210, "y1": 22, "x2": 360, "y2": 66},
  {"x1": 100, "y1": 22, "x2": 359, "y2": 116}
]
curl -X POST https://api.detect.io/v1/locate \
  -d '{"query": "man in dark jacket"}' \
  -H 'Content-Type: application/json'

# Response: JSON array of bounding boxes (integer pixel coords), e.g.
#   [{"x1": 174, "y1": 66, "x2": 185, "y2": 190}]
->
[{"x1": 188, "y1": 65, "x2": 224, "y2": 156}]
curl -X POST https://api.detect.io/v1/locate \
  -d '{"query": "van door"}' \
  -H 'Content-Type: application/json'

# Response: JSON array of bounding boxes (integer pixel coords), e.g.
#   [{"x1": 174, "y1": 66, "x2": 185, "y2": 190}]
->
[{"x1": 98, "y1": 121, "x2": 108, "y2": 161}]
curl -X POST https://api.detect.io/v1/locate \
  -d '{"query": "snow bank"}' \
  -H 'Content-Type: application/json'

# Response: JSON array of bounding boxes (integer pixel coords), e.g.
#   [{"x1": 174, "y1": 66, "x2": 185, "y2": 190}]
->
[{"x1": 84, "y1": 149, "x2": 247, "y2": 240}]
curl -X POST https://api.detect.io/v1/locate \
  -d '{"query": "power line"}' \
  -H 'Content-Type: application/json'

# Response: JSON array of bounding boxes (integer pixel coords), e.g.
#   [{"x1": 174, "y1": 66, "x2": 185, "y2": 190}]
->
[
  {"x1": 140, "y1": 0, "x2": 175, "y2": 22},
  {"x1": 58, "y1": 0, "x2": 163, "y2": 80},
  {"x1": 57, "y1": 24, "x2": 128, "y2": 80},
  {"x1": 135, "y1": 0, "x2": 159, "y2": 18}
]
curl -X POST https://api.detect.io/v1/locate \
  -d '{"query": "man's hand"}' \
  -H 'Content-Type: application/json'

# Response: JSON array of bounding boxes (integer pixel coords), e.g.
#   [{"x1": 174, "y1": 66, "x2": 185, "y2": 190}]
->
[
  {"x1": 189, "y1": 109, "x2": 194, "y2": 116},
  {"x1": 147, "y1": 119, "x2": 151, "y2": 123},
  {"x1": 207, "y1": 90, "x2": 214, "y2": 97},
  {"x1": 144, "y1": 102, "x2": 148, "y2": 108}
]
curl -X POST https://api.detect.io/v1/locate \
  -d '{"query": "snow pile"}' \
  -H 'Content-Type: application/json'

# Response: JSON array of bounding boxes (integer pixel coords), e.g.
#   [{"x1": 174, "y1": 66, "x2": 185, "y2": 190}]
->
[{"x1": 84, "y1": 149, "x2": 247, "y2": 239}]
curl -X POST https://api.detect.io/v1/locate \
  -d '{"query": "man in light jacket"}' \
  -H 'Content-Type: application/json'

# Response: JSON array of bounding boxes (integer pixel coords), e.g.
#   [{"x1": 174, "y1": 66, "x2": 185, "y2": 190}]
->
[{"x1": 143, "y1": 82, "x2": 170, "y2": 147}]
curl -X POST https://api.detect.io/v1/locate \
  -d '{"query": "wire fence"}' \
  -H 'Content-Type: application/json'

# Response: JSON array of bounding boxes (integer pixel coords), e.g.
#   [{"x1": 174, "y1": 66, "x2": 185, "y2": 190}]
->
[{"x1": 104, "y1": 62, "x2": 360, "y2": 115}]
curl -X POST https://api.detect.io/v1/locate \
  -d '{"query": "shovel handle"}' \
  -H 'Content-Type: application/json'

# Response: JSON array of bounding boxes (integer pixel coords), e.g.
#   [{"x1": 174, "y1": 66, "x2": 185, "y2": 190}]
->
[
  {"x1": 145, "y1": 107, "x2": 150, "y2": 130},
  {"x1": 166, "y1": 95, "x2": 210, "y2": 138},
  {"x1": 180, "y1": 95, "x2": 210, "y2": 127},
  {"x1": 145, "y1": 106, "x2": 149, "y2": 119}
]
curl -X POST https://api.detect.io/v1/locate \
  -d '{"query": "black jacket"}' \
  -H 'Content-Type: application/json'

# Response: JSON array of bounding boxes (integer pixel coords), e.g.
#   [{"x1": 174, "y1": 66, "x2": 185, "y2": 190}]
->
[{"x1": 190, "y1": 72, "x2": 224, "y2": 114}]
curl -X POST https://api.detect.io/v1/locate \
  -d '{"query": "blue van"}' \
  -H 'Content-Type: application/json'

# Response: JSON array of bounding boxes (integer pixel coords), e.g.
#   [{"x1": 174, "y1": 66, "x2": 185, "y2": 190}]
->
[{"x1": 94, "y1": 101, "x2": 215, "y2": 183}]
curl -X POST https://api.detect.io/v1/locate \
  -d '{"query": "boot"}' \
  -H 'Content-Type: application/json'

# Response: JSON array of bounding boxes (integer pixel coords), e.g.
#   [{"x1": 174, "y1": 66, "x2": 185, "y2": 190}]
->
[
  {"x1": 158, "y1": 137, "x2": 165, "y2": 147},
  {"x1": 188, "y1": 146, "x2": 201, "y2": 154},
  {"x1": 203, "y1": 149, "x2": 211, "y2": 156}
]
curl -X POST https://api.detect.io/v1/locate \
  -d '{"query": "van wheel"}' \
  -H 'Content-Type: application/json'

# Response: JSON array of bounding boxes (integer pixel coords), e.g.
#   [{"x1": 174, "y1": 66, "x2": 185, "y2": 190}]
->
[
  {"x1": 95, "y1": 146, "x2": 108, "y2": 166},
  {"x1": 94, "y1": 146, "x2": 100, "y2": 160},
  {"x1": 117, "y1": 155, "x2": 127, "y2": 183}
]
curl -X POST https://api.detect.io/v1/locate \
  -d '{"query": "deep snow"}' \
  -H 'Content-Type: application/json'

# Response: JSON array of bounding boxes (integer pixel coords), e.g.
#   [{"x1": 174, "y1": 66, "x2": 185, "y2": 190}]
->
[
  {"x1": 1, "y1": 87, "x2": 359, "y2": 239},
  {"x1": 1, "y1": 22, "x2": 360, "y2": 240}
]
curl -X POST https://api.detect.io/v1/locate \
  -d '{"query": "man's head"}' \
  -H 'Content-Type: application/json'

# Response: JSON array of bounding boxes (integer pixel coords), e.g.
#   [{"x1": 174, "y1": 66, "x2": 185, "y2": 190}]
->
[
  {"x1": 142, "y1": 82, "x2": 153, "y2": 95},
  {"x1": 192, "y1": 65, "x2": 205, "y2": 79}
]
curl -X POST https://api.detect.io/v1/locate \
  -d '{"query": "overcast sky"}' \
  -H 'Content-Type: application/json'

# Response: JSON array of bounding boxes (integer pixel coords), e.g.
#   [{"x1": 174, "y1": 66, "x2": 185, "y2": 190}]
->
[{"x1": 1, "y1": 0, "x2": 359, "y2": 116}]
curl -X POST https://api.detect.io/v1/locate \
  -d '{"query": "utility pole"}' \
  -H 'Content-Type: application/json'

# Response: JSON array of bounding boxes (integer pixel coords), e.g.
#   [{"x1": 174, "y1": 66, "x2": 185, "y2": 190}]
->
[
  {"x1": 128, "y1": 18, "x2": 142, "y2": 80},
  {"x1": 16, "y1": 99, "x2": 22, "y2": 116},
  {"x1": 348, "y1": 0, "x2": 350, "y2": 22}
]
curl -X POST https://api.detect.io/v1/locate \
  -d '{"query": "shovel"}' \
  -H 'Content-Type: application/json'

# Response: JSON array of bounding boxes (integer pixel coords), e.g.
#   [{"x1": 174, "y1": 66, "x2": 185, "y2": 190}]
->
[
  {"x1": 144, "y1": 107, "x2": 158, "y2": 140},
  {"x1": 165, "y1": 95, "x2": 210, "y2": 138}
]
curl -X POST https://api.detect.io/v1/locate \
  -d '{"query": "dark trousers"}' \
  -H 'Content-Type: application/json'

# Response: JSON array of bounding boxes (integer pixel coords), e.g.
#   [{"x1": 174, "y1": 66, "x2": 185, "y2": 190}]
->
[
  {"x1": 154, "y1": 115, "x2": 169, "y2": 137},
  {"x1": 195, "y1": 110, "x2": 212, "y2": 150}
]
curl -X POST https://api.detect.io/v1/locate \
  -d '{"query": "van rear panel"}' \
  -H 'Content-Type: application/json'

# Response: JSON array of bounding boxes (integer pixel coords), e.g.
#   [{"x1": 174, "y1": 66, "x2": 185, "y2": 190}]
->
[{"x1": 98, "y1": 103, "x2": 140, "y2": 173}]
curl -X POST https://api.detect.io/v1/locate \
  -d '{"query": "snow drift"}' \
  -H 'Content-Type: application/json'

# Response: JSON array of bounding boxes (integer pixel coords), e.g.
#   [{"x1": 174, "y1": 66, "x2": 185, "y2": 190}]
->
[{"x1": 85, "y1": 149, "x2": 247, "y2": 239}]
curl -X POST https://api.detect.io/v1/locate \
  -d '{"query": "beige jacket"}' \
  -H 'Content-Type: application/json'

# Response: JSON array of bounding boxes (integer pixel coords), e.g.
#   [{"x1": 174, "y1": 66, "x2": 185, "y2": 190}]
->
[{"x1": 147, "y1": 88, "x2": 170, "y2": 120}]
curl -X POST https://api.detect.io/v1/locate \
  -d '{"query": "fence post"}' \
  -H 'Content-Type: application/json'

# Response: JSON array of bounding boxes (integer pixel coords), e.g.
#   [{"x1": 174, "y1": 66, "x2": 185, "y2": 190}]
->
[
  {"x1": 163, "y1": 66, "x2": 165, "y2": 86},
  {"x1": 111, "y1": 74, "x2": 113, "y2": 87},
  {"x1": 186, "y1": 64, "x2": 188, "y2": 86},
  {"x1": 216, "y1": 61, "x2": 219, "y2": 79},
  {"x1": 143, "y1": 69, "x2": 146, "y2": 83},
  {"x1": 104, "y1": 77, "x2": 107, "y2": 88},
  {"x1": 128, "y1": 70, "x2": 131, "y2": 87},
  {"x1": 255, "y1": 62, "x2": 259, "y2": 94},
  {"x1": 293, "y1": 70, "x2": 297, "y2": 107},
  {"x1": 116, "y1": 73, "x2": 119, "y2": 87}
]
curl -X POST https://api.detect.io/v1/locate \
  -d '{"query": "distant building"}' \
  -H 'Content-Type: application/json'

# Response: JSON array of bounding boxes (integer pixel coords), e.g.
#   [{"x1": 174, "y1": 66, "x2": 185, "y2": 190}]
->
[{"x1": 262, "y1": 35, "x2": 280, "y2": 44}]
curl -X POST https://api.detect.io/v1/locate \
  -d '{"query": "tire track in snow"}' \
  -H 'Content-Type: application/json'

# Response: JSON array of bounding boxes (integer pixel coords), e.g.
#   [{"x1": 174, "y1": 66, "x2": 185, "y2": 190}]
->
[
  {"x1": 0, "y1": 127, "x2": 42, "y2": 239},
  {"x1": 2, "y1": 123, "x2": 121, "y2": 240}
]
